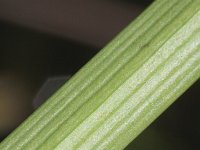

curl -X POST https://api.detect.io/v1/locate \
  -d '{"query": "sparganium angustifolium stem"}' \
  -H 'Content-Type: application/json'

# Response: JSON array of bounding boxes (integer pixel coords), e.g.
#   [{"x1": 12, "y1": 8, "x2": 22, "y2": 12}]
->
[{"x1": 1, "y1": 0, "x2": 200, "y2": 149}]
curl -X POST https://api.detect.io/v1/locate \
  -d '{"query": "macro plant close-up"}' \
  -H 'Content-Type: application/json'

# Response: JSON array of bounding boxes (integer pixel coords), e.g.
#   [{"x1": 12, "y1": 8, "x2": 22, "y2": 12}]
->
[{"x1": 0, "y1": 0, "x2": 199, "y2": 150}]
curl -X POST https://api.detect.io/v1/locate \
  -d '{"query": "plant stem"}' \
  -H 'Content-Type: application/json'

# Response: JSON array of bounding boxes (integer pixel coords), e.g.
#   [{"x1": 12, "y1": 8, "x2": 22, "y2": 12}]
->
[{"x1": 1, "y1": 0, "x2": 200, "y2": 149}]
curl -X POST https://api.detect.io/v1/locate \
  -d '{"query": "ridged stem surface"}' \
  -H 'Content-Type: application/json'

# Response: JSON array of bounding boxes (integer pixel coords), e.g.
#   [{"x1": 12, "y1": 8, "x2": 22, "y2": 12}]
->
[{"x1": 1, "y1": 0, "x2": 200, "y2": 150}]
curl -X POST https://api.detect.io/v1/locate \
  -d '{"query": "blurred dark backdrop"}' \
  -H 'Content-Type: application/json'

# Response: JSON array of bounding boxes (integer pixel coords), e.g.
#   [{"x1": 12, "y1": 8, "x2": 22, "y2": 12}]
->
[{"x1": 0, "y1": 1, "x2": 199, "y2": 150}]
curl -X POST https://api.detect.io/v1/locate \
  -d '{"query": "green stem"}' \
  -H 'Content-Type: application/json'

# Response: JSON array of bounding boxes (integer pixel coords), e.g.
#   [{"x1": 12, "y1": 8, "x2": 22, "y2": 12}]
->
[{"x1": 1, "y1": 0, "x2": 200, "y2": 150}]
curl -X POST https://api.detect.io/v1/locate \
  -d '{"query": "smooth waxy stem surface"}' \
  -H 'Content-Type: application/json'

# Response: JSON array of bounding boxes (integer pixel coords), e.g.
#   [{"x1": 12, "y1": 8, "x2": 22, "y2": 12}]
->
[{"x1": 1, "y1": 0, "x2": 200, "y2": 149}]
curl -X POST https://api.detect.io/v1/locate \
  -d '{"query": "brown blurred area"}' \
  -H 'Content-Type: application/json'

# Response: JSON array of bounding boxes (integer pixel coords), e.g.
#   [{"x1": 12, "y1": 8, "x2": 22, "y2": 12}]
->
[
  {"x1": 0, "y1": 1, "x2": 199, "y2": 150},
  {"x1": 0, "y1": 0, "x2": 143, "y2": 47}
]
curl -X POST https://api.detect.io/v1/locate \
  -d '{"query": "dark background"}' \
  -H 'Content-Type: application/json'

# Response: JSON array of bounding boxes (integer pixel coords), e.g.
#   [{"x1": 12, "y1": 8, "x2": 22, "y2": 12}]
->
[{"x1": 0, "y1": 0, "x2": 199, "y2": 149}]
